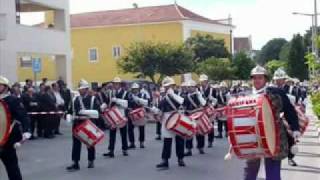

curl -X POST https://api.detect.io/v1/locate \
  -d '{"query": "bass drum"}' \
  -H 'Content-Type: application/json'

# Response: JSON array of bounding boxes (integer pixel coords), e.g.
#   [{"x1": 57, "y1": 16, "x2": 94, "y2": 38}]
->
[{"x1": 0, "y1": 99, "x2": 11, "y2": 146}]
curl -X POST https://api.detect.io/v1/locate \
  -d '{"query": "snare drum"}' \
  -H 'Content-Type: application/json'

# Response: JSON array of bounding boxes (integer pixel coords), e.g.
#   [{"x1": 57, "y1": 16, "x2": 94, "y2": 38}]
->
[
  {"x1": 165, "y1": 112, "x2": 196, "y2": 138},
  {"x1": 189, "y1": 111, "x2": 213, "y2": 135},
  {"x1": 73, "y1": 120, "x2": 105, "y2": 147},
  {"x1": 129, "y1": 107, "x2": 146, "y2": 126},
  {"x1": 227, "y1": 94, "x2": 280, "y2": 159},
  {"x1": 103, "y1": 107, "x2": 127, "y2": 129},
  {"x1": 204, "y1": 104, "x2": 216, "y2": 118}
]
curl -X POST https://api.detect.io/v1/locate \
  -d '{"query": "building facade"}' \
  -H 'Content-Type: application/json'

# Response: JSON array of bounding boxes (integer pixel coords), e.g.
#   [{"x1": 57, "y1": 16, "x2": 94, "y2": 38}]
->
[
  {"x1": 0, "y1": 0, "x2": 71, "y2": 86},
  {"x1": 69, "y1": 4, "x2": 234, "y2": 87}
]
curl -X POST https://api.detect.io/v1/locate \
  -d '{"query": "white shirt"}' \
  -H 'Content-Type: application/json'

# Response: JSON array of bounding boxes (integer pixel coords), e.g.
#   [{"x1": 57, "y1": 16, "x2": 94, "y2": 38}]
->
[{"x1": 54, "y1": 91, "x2": 65, "y2": 106}]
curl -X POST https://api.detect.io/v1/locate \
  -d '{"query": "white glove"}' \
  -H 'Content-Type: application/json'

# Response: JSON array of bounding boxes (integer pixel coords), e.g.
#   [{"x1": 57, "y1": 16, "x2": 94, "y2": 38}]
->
[
  {"x1": 150, "y1": 106, "x2": 160, "y2": 114},
  {"x1": 100, "y1": 103, "x2": 108, "y2": 111},
  {"x1": 14, "y1": 142, "x2": 22, "y2": 149},
  {"x1": 167, "y1": 88, "x2": 174, "y2": 95},
  {"x1": 292, "y1": 131, "x2": 301, "y2": 140},
  {"x1": 23, "y1": 132, "x2": 32, "y2": 140},
  {"x1": 111, "y1": 98, "x2": 117, "y2": 102},
  {"x1": 66, "y1": 114, "x2": 72, "y2": 123}
]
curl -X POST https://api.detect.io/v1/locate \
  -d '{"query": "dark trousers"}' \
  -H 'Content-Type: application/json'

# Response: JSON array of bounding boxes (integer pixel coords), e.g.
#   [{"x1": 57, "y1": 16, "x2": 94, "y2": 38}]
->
[
  {"x1": 161, "y1": 136, "x2": 184, "y2": 160},
  {"x1": 217, "y1": 120, "x2": 228, "y2": 135},
  {"x1": 108, "y1": 125, "x2": 128, "y2": 152},
  {"x1": 71, "y1": 134, "x2": 95, "y2": 162},
  {"x1": 54, "y1": 106, "x2": 64, "y2": 133},
  {"x1": 37, "y1": 114, "x2": 45, "y2": 136},
  {"x1": 208, "y1": 122, "x2": 215, "y2": 143},
  {"x1": 0, "y1": 146, "x2": 22, "y2": 180},
  {"x1": 128, "y1": 119, "x2": 145, "y2": 144},
  {"x1": 288, "y1": 135, "x2": 295, "y2": 159},
  {"x1": 30, "y1": 115, "x2": 39, "y2": 136},
  {"x1": 186, "y1": 135, "x2": 205, "y2": 149},
  {"x1": 244, "y1": 158, "x2": 281, "y2": 180},
  {"x1": 44, "y1": 114, "x2": 55, "y2": 137},
  {"x1": 156, "y1": 122, "x2": 162, "y2": 136}
]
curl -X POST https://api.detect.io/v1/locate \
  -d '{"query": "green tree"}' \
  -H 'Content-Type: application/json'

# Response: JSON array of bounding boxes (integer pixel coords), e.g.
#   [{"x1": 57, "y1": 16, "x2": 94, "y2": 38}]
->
[
  {"x1": 232, "y1": 52, "x2": 256, "y2": 80},
  {"x1": 185, "y1": 33, "x2": 230, "y2": 62},
  {"x1": 257, "y1": 38, "x2": 288, "y2": 64},
  {"x1": 118, "y1": 41, "x2": 193, "y2": 84},
  {"x1": 265, "y1": 60, "x2": 287, "y2": 76},
  {"x1": 195, "y1": 57, "x2": 235, "y2": 81},
  {"x1": 287, "y1": 34, "x2": 308, "y2": 80},
  {"x1": 279, "y1": 42, "x2": 290, "y2": 61}
]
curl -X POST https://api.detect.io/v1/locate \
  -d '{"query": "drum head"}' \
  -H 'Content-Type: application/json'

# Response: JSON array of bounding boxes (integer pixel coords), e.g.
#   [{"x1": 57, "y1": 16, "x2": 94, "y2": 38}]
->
[
  {"x1": 261, "y1": 96, "x2": 277, "y2": 155},
  {"x1": 166, "y1": 112, "x2": 179, "y2": 129},
  {"x1": 0, "y1": 100, "x2": 11, "y2": 146}
]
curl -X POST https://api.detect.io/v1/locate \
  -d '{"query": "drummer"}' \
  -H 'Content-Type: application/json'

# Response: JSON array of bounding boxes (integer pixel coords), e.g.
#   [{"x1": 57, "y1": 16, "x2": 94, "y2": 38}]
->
[
  {"x1": 103, "y1": 77, "x2": 129, "y2": 158},
  {"x1": 156, "y1": 76, "x2": 186, "y2": 170},
  {"x1": 0, "y1": 76, "x2": 31, "y2": 180},
  {"x1": 216, "y1": 81, "x2": 229, "y2": 138},
  {"x1": 199, "y1": 74, "x2": 217, "y2": 148},
  {"x1": 128, "y1": 83, "x2": 149, "y2": 149},
  {"x1": 243, "y1": 66, "x2": 300, "y2": 180},
  {"x1": 66, "y1": 79, "x2": 101, "y2": 171},
  {"x1": 273, "y1": 68, "x2": 299, "y2": 167},
  {"x1": 183, "y1": 74, "x2": 207, "y2": 156}
]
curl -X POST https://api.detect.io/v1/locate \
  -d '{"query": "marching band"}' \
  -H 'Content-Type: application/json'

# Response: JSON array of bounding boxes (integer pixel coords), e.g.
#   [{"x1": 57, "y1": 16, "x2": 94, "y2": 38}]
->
[{"x1": 0, "y1": 64, "x2": 310, "y2": 180}]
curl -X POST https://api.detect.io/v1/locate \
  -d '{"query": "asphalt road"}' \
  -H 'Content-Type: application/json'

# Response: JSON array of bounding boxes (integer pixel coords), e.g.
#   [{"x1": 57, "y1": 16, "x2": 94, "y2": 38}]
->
[{"x1": 1, "y1": 99, "x2": 320, "y2": 180}]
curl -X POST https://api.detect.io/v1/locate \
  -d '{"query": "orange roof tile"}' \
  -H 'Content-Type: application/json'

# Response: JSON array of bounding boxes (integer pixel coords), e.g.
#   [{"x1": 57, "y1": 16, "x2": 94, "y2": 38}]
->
[{"x1": 71, "y1": 4, "x2": 230, "y2": 28}]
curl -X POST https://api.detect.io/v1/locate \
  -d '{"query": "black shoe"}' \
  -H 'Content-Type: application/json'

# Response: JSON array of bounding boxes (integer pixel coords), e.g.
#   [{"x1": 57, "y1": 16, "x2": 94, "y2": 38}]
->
[
  {"x1": 288, "y1": 159, "x2": 297, "y2": 166},
  {"x1": 123, "y1": 150, "x2": 129, "y2": 156},
  {"x1": 225, "y1": 133, "x2": 228, "y2": 138},
  {"x1": 208, "y1": 142, "x2": 213, "y2": 148},
  {"x1": 88, "y1": 161, "x2": 94, "y2": 168},
  {"x1": 140, "y1": 142, "x2": 145, "y2": 148},
  {"x1": 178, "y1": 159, "x2": 186, "y2": 167},
  {"x1": 55, "y1": 132, "x2": 63, "y2": 135},
  {"x1": 199, "y1": 149, "x2": 205, "y2": 154},
  {"x1": 103, "y1": 152, "x2": 114, "y2": 158},
  {"x1": 155, "y1": 136, "x2": 161, "y2": 141},
  {"x1": 156, "y1": 160, "x2": 169, "y2": 169},
  {"x1": 215, "y1": 134, "x2": 223, "y2": 138},
  {"x1": 66, "y1": 163, "x2": 80, "y2": 171},
  {"x1": 184, "y1": 151, "x2": 192, "y2": 157},
  {"x1": 128, "y1": 144, "x2": 136, "y2": 149},
  {"x1": 30, "y1": 135, "x2": 37, "y2": 140}
]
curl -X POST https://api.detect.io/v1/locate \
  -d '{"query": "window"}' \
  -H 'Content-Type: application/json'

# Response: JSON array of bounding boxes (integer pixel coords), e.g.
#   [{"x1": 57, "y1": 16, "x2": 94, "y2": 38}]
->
[
  {"x1": 112, "y1": 46, "x2": 121, "y2": 59},
  {"x1": 20, "y1": 56, "x2": 32, "y2": 68},
  {"x1": 88, "y1": 48, "x2": 98, "y2": 62}
]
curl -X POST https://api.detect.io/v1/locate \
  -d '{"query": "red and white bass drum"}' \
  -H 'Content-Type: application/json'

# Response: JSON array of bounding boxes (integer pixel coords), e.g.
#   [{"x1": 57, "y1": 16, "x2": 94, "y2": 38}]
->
[
  {"x1": 226, "y1": 94, "x2": 280, "y2": 159},
  {"x1": 0, "y1": 99, "x2": 11, "y2": 147}
]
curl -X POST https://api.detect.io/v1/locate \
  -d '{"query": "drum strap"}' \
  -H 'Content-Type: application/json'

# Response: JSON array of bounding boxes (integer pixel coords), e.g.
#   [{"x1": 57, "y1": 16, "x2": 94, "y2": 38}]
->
[
  {"x1": 78, "y1": 96, "x2": 95, "y2": 110},
  {"x1": 122, "y1": 91, "x2": 127, "y2": 100},
  {"x1": 187, "y1": 94, "x2": 198, "y2": 109},
  {"x1": 165, "y1": 95, "x2": 177, "y2": 111},
  {"x1": 90, "y1": 96, "x2": 95, "y2": 110}
]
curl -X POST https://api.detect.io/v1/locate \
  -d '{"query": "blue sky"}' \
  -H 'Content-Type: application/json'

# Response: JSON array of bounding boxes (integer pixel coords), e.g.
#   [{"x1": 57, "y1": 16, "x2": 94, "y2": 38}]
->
[{"x1": 22, "y1": 0, "x2": 315, "y2": 49}]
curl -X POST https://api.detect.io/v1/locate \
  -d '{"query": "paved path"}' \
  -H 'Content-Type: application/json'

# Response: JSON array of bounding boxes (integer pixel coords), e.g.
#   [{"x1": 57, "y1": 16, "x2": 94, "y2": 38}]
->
[{"x1": 1, "y1": 98, "x2": 319, "y2": 180}]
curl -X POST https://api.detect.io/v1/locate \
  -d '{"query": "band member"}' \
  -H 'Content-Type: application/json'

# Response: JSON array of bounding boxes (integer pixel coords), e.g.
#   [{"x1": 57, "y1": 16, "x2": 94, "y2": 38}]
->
[
  {"x1": 199, "y1": 74, "x2": 217, "y2": 147},
  {"x1": 154, "y1": 87, "x2": 165, "y2": 140},
  {"x1": 216, "y1": 81, "x2": 229, "y2": 138},
  {"x1": 243, "y1": 66, "x2": 300, "y2": 180},
  {"x1": 0, "y1": 76, "x2": 31, "y2": 180},
  {"x1": 128, "y1": 83, "x2": 149, "y2": 149},
  {"x1": 183, "y1": 74, "x2": 207, "y2": 156},
  {"x1": 103, "y1": 77, "x2": 129, "y2": 157},
  {"x1": 156, "y1": 77, "x2": 186, "y2": 169},
  {"x1": 66, "y1": 79, "x2": 100, "y2": 171},
  {"x1": 273, "y1": 68, "x2": 298, "y2": 166}
]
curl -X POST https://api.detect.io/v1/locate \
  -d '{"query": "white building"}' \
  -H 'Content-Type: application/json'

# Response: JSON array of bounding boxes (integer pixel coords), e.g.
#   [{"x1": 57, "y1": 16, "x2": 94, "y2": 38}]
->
[{"x1": 0, "y1": 0, "x2": 71, "y2": 86}]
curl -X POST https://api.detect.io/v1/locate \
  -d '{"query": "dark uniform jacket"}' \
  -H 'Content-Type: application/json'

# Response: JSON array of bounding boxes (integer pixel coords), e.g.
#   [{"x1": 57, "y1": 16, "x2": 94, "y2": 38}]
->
[
  {"x1": 72, "y1": 94, "x2": 101, "y2": 127},
  {"x1": 159, "y1": 93, "x2": 182, "y2": 113},
  {"x1": 22, "y1": 94, "x2": 39, "y2": 113},
  {"x1": 1, "y1": 95, "x2": 30, "y2": 147},
  {"x1": 182, "y1": 92, "x2": 202, "y2": 115}
]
